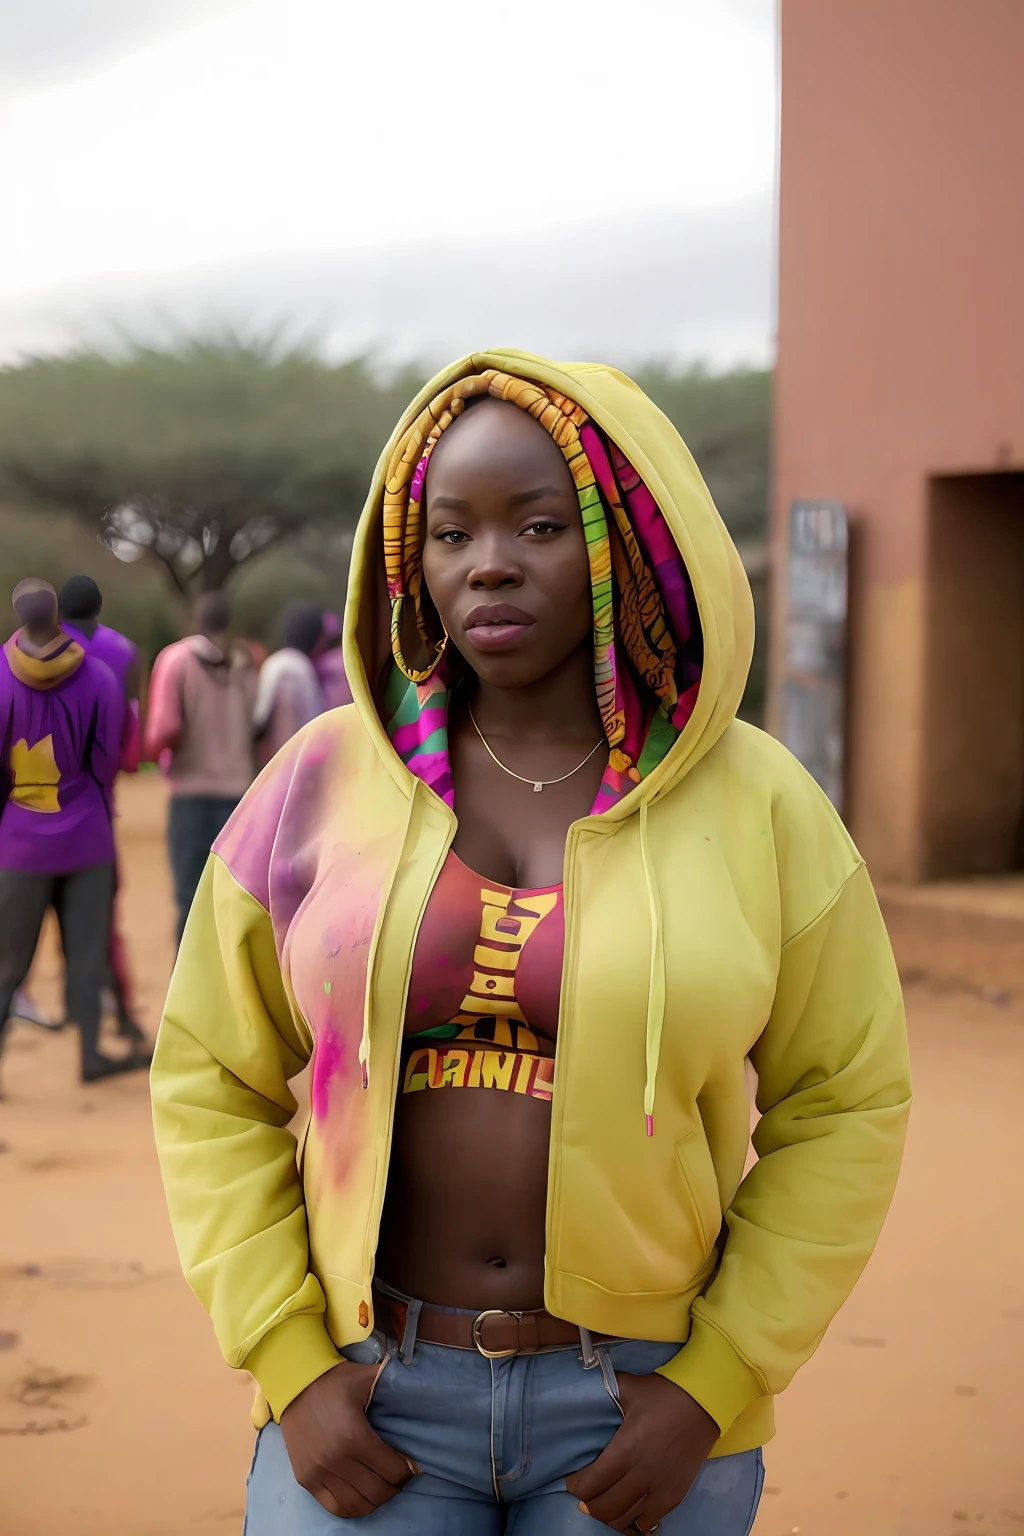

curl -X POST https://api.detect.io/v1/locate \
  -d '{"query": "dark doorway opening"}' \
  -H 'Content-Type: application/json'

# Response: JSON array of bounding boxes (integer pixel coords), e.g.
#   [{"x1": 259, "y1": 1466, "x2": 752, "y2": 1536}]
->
[{"x1": 922, "y1": 472, "x2": 1024, "y2": 878}]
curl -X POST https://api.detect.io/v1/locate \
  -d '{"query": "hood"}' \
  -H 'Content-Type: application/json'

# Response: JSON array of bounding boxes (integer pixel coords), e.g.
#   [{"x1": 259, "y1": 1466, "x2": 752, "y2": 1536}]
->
[
  {"x1": 4, "y1": 630, "x2": 84, "y2": 690},
  {"x1": 344, "y1": 348, "x2": 754, "y2": 819}
]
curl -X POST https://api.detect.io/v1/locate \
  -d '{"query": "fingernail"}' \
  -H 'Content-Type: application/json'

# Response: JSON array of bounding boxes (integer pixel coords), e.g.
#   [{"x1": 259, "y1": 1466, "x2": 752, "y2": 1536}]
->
[
  {"x1": 577, "y1": 1502, "x2": 590, "y2": 1516},
  {"x1": 406, "y1": 1459, "x2": 422, "y2": 1475}
]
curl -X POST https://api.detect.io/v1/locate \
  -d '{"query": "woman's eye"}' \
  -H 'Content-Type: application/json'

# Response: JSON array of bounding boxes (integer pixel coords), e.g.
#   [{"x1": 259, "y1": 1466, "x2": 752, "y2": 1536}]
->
[
  {"x1": 522, "y1": 520, "x2": 564, "y2": 537},
  {"x1": 437, "y1": 529, "x2": 470, "y2": 544}
]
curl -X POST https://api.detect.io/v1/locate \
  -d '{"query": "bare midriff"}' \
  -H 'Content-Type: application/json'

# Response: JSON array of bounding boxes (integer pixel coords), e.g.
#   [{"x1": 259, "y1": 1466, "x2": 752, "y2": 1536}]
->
[{"x1": 375, "y1": 851, "x2": 563, "y2": 1310}]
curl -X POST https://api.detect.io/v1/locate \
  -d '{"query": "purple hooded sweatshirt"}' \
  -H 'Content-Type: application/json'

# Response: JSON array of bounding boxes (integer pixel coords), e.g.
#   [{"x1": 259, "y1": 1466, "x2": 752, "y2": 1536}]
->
[
  {"x1": 63, "y1": 621, "x2": 138, "y2": 694},
  {"x1": 0, "y1": 631, "x2": 125, "y2": 874}
]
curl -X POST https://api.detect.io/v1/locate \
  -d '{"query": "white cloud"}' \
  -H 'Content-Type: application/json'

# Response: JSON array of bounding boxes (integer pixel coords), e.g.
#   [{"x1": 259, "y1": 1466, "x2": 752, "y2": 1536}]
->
[
  {"x1": 0, "y1": 195, "x2": 775, "y2": 369},
  {"x1": 0, "y1": 0, "x2": 776, "y2": 297},
  {"x1": 0, "y1": 0, "x2": 245, "y2": 90}
]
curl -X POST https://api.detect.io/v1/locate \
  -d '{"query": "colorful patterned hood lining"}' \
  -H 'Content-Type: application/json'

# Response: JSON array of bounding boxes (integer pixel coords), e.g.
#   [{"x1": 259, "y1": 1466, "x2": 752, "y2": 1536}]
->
[{"x1": 380, "y1": 370, "x2": 703, "y2": 814}]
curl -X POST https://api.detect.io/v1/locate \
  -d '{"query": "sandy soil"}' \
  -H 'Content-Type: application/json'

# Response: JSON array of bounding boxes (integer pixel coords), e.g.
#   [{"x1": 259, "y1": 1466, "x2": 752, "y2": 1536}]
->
[{"x1": 0, "y1": 776, "x2": 1022, "y2": 1535}]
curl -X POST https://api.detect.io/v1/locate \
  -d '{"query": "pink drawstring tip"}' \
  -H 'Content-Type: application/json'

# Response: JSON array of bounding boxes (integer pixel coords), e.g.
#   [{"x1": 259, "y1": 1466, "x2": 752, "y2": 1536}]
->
[
  {"x1": 361, "y1": 1063, "x2": 369, "y2": 1090},
  {"x1": 645, "y1": 1114, "x2": 654, "y2": 1137}
]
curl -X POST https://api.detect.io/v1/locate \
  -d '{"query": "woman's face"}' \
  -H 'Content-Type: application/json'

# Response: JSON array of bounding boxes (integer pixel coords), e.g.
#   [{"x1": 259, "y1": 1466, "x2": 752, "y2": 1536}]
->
[{"x1": 421, "y1": 401, "x2": 593, "y2": 689}]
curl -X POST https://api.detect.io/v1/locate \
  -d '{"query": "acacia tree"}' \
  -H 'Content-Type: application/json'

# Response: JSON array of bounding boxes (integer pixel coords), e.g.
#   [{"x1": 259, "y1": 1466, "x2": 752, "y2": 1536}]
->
[
  {"x1": 0, "y1": 339, "x2": 424, "y2": 595},
  {"x1": 632, "y1": 364, "x2": 771, "y2": 549}
]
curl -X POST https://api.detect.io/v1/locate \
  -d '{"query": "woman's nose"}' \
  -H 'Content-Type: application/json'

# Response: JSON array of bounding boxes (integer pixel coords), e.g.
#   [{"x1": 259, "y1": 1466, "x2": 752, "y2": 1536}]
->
[{"x1": 467, "y1": 534, "x2": 523, "y2": 589}]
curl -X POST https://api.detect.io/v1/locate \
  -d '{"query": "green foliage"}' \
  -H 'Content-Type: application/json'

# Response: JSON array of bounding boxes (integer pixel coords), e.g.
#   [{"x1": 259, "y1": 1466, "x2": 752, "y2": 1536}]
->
[
  {"x1": 631, "y1": 364, "x2": 771, "y2": 546},
  {"x1": 0, "y1": 338, "x2": 422, "y2": 595},
  {"x1": 0, "y1": 345, "x2": 772, "y2": 715},
  {"x1": 0, "y1": 506, "x2": 181, "y2": 661},
  {"x1": 229, "y1": 536, "x2": 353, "y2": 649}
]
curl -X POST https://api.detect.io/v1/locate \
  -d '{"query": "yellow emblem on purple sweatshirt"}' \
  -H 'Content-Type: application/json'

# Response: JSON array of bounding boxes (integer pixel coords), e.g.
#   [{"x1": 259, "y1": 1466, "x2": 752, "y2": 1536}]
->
[{"x1": 10, "y1": 735, "x2": 61, "y2": 812}]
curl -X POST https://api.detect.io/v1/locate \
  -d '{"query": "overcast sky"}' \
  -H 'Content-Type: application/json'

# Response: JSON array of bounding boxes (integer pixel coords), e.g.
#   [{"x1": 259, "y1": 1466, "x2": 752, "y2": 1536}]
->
[{"x1": 0, "y1": 0, "x2": 777, "y2": 366}]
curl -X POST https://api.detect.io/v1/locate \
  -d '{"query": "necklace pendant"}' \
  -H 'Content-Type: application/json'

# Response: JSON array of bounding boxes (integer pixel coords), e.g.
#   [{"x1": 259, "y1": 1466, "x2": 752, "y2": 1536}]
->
[{"x1": 533, "y1": 781, "x2": 543, "y2": 793}]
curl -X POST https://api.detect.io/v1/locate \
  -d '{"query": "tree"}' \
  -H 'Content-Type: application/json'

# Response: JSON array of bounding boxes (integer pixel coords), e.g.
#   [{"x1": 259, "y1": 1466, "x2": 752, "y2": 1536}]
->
[
  {"x1": 0, "y1": 339, "x2": 424, "y2": 595},
  {"x1": 631, "y1": 364, "x2": 771, "y2": 548}
]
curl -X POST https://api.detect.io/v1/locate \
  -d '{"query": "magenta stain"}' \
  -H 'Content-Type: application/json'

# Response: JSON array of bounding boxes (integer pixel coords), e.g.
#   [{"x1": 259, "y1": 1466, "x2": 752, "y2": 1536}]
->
[{"x1": 312, "y1": 1027, "x2": 344, "y2": 1120}]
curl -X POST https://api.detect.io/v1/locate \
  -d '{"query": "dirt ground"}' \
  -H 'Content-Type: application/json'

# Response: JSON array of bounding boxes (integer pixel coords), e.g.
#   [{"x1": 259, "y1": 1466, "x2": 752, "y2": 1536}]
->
[{"x1": 0, "y1": 776, "x2": 1021, "y2": 1536}]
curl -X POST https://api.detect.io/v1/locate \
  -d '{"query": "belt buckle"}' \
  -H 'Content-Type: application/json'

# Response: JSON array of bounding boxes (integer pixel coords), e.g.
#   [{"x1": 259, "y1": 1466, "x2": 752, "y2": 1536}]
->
[{"x1": 472, "y1": 1309, "x2": 521, "y2": 1359}]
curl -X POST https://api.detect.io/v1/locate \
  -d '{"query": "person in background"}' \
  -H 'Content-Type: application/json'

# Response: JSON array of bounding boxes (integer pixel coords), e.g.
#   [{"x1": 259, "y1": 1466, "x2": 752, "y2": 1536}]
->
[
  {"x1": 238, "y1": 635, "x2": 270, "y2": 673},
  {"x1": 0, "y1": 579, "x2": 148, "y2": 1088},
  {"x1": 253, "y1": 603, "x2": 328, "y2": 764},
  {"x1": 145, "y1": 592, "x2": 257, "y2": 945},
  {"x1": 58, "y1": 575, "x2": 146, "y2": 1046},
  {"x1": 311, "y1": 610, "x2": 352, "y2": 712}
]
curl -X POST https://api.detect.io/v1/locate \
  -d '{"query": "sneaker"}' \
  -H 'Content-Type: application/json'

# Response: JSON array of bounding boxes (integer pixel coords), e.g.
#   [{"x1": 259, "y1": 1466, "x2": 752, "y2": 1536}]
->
[
  {"x1": 11, "y1": 991, "x2": 63, "y2": 1031},
  {"x1": 114, "y1": 1016, "x2": 147, "y2": 1047},
  {"x1": 81, "y1": 1049, "x2": 153, "y2": 1084}
]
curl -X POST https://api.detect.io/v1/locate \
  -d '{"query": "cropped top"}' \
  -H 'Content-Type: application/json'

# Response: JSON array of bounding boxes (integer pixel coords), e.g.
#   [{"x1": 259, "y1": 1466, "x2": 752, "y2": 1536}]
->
[{"x1": 402, "y1": 850, "x2": 564, "y2": 1103}]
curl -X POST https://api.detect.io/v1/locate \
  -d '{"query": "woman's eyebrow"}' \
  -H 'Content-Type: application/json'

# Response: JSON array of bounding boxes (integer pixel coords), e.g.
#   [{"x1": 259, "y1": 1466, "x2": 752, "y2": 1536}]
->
[
  {"x1": 429, "y1": 495, "x2": 472, "y2": 511},
  {"x1": 510, "y1": 485, "x2": 572, "y2": 506}
]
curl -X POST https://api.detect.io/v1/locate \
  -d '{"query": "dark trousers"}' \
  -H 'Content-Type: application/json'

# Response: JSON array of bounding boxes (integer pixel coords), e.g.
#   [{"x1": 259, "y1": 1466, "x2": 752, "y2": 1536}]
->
[
  {"x1": 168, "y1": 795, "x2": 240, "y2": 945},
  {"x1": 0, "y1": 863, "x2": 115, "y2": 1070}
]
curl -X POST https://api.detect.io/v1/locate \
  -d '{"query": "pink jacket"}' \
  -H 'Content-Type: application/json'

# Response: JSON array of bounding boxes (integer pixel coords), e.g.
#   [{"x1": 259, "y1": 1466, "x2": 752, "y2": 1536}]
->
[{"x1": 146, "y1": 636, "x2": 257, "y2": 799}]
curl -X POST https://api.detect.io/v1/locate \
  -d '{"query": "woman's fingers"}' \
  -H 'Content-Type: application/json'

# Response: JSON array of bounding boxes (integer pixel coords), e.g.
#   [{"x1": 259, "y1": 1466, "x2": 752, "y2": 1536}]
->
[
  {"x1": 565, "y1": 1436, "x2": 633, "y2": 1505},
  {"x1": 351, "y1": 1423, "x2": 419, "y2": 1488},
  {"x1": 574, "y1": 1473, "x2": 650, "y2": 1531},
  {"x1": 335, "y1": 1455, "x2": 409, "y2": 1510},
  {"x1": 314, "y1": 1464, "x2": 382, "y2": 1520}
]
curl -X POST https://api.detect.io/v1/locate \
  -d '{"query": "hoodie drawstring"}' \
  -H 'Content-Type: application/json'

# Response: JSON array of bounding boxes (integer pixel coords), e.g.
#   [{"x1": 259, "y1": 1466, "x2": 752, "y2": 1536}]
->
[
  {"x1": 358, "y1": 776, "x2": 421, "y2": 1092},
  {"x1": 638, "y1": 799, "x2": 665, "y2": 1137}
]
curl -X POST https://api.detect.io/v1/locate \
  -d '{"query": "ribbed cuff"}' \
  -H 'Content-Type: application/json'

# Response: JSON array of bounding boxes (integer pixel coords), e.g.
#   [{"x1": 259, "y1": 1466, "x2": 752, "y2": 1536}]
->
[
  {"x1": 244, "y1": 1314, "x2": 343, "y2": 1421},
  {"x1": 656, "y1": 1316, "x2": 766, "y2": 1434}
]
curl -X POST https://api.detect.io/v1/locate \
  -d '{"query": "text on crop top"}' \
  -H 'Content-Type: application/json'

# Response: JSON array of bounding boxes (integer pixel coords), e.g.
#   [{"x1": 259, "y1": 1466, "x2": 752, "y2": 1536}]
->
[{"x1": 402, "y1": 849, "x2": 564, "y2": 1102}]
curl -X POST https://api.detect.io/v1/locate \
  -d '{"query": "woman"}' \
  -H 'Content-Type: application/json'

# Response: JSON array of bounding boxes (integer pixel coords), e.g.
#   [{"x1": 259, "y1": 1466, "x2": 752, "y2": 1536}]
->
[{"x1": 153, "y1": 353, "x2": 910, "y2": 1534}]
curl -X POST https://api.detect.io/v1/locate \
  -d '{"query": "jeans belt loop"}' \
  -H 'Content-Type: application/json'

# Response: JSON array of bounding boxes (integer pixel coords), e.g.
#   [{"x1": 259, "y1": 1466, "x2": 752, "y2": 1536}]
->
[{"x1": 398, "y1": 1296, "x2": 422, "y2": 1365}]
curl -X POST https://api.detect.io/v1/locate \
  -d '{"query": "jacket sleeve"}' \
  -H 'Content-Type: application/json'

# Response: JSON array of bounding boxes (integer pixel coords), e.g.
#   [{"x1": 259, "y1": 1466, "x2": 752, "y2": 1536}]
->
[
  {"x1": 151, "y1": 853, "x2": 343, "y2": 1418},
  {"x1": 144, "y1": 645, "x2": 183, "y2": 759},
  {"x1": 90, "y1": 664, "x2": 126, "y2": 791},
  {"x1": 658, "y1": 858, "x2": 911, "y2": 1433}
]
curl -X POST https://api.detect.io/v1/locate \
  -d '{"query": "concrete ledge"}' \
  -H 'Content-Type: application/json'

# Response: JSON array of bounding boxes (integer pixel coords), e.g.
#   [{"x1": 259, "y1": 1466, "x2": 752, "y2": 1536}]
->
[{"x1": 877, "y1": 878, "x2": 1024, "y2": 998}]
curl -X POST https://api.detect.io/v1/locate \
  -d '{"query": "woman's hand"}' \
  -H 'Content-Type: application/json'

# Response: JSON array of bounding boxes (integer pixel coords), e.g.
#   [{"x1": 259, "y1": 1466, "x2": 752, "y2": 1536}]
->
[
  {"x1": 279, "y1": 1362, "x2": 418, "y2": 1518},
  {"x1": 564, "y1": 1372, "x2": 720, "y2": 1532}
]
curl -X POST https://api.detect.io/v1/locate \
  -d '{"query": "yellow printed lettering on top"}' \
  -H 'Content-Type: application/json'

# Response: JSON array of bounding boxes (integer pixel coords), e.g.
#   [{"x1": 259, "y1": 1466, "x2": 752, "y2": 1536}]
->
[
  {"x1": 403, "y1": 1048, "x2": 434, "y2": 1093},
  {"x1": 457, "y1": 1019, "x2": 516, "y2": 1046},
  {"x1": 514, "y1": 893, "x2": 558, "y2": 924},
  {"x1": 480, "y1": 905, "x2": 522, "y2": 944},
  {"x1": 473, "y1": 943, "x2": 520, "y2": 972},
  {"x1": 467, "y1": 1050, "x2": 483, "y2": 1088},
  {"x1": 467, "y1": 971, "x2": 517, "y2": 1000},
  {"x1": 439, "y1": 1050, "x2": 470, "y2": 1087},
  {"x1": 512, "y1": 1055, "x2": 532, "y2": 1093},
  {"x1": 458, "y1": 992, "x2": 527, "y2": 1023},
  {"x1": 480, "y1": 1052, "x2": 515, "y2": 1090}
]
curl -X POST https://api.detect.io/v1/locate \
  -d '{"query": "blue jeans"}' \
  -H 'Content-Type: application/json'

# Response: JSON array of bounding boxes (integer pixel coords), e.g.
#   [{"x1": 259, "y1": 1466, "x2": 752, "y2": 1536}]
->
[
  {"x1": 167, "y1": 794, "x2": 239, "y2": 945},
  {"x1": 244, "y1": 1304, "x2": 764, "y2": 1534}
]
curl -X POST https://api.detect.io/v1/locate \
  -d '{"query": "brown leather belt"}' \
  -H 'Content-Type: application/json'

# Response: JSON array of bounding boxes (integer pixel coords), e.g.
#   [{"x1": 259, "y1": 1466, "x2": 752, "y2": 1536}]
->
[{"x1": 372, "y1": 1284, "x2": 616, "y2": 1359}]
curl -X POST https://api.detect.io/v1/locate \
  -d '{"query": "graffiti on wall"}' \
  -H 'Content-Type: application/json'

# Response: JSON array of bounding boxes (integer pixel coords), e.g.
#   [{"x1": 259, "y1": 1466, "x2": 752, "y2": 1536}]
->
[{"x1": 781, "y1": 500, "x2": 848, "y2": 814}]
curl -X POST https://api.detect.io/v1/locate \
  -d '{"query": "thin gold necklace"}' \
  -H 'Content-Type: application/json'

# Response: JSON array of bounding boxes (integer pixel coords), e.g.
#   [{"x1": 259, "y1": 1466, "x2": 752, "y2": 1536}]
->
[{"x1": 468, "y1": 704, "x2": 606, "y2": 793}]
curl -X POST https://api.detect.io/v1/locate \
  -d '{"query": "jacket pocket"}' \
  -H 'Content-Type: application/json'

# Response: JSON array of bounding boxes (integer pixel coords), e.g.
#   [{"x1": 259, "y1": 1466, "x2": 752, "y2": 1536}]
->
[{"x1": 674, "y1": 1124, "x2": 722, "y2": 1260}]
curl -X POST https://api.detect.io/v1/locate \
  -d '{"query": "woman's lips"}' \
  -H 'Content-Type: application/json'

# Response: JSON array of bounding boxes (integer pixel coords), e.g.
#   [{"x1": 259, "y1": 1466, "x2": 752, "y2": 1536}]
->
[{"x1": 463, "y1": 604, "x2": 536, "y2": 652}]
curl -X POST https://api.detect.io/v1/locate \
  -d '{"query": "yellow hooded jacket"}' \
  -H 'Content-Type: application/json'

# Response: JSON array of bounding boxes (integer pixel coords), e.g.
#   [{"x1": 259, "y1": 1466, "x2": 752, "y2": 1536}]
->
[{"x1": 151, "y1": 350, "x2": 910, "y2": 1458}]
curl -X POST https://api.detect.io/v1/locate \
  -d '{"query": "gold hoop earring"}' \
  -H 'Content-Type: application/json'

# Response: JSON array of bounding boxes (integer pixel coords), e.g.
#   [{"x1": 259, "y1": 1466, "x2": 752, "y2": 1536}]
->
[{"x1": 390, "y1": 594, "x2": 448, "y2": 683}]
